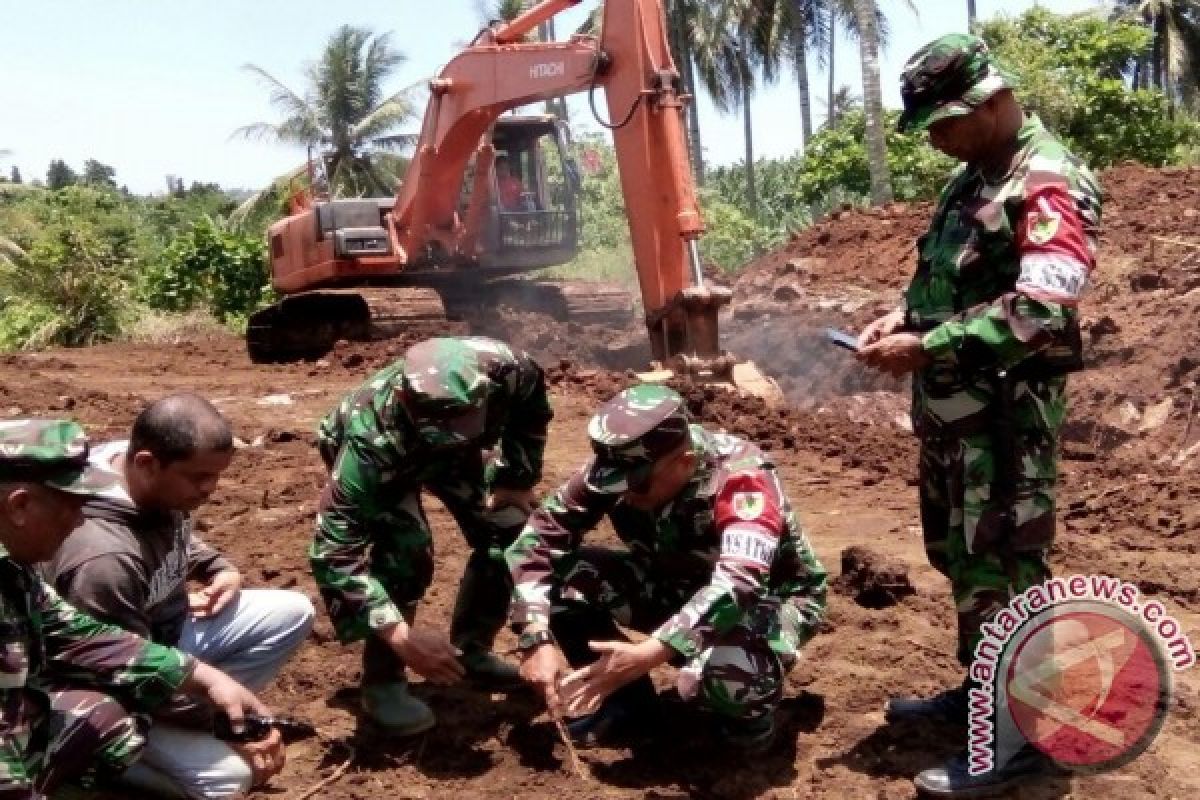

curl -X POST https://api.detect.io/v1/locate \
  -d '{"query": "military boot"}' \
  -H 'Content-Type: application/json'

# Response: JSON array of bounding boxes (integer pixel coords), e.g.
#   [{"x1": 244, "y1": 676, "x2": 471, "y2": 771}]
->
[
  {"x1": 360, "y1": 682, "x2": 436, "y2": 737},
  {"x1": 885, "y1": 679, "x2": 970, "y2": 725},
  {"x1": 450, "y1": 548, "x2": 524, "y2": 691},
  {"x1": 459, "y1": 649, "x2": 524, "y2": 691},
  {"x1": 718, "y1": 711, "x2": 777, "y2": 754},
  {"x1": 360, "y1": 627, "x2": 436, "y2": 736},
  {"x1": 914, "y1": 746, "x2": 1061, "y2": 798}
]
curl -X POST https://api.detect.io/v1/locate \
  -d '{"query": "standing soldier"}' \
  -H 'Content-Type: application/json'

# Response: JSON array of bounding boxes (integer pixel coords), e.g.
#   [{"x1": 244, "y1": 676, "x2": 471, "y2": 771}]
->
[
  {"x1": 507, "y1": 385, "x2": 827, "y2": 750},
  {"x1": 855, "y1": 34, "x2": 1101, "y2": 796},
  {"x1": 0, "y1": 419, "x2": 269, "y2": 799},
  {"x1": 310, "y1": 336, "x2": 553, "y2": 736}
]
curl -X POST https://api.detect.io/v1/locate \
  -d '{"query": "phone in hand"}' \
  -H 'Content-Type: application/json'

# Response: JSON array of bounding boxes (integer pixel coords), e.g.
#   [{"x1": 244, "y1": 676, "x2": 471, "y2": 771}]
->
[{"x1": 823, "y1": 327, "x2": 860, "y2": 353}]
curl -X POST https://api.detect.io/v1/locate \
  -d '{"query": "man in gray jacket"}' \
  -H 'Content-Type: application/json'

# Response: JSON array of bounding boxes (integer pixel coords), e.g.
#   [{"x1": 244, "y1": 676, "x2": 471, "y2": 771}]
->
[{"x1": 40, "y1": 393, "x2": 315, "y2": 799}]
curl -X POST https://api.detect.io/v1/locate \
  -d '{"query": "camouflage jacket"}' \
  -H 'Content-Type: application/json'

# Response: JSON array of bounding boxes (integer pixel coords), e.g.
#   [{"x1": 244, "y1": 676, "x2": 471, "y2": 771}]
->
[
  {"x1": 1, "y1": 544, "x2": 192, "y2": 792},
  {"x1": 507, "y1": 426, "x2": 828, "y2": 659},
  {"x1": 313, "y1": 338, "x2": 552, "y2": 635},
  {"x1": 907, "y1": 115, "x2": 1101, "y2": 433}
]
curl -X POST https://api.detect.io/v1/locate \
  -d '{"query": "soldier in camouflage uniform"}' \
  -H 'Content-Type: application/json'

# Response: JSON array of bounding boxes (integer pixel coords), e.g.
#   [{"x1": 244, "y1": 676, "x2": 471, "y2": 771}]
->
[
  {"x1": 310, "y1": 336, "x2": 553, "y2": 735},
  {"x1": 506, "y1": 385, "x2": 827, "y2": 750},
  {"x1": 855, "y1": 33, "x2": 1101, "y2": 796},
  {"x1": 0, "y1": 419, "x2": 270, "y2": 799}
]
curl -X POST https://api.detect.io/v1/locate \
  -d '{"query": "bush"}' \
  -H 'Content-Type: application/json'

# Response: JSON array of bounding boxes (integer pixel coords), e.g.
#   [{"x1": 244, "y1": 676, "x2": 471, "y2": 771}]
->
[
  {"x1": 139, "y1": 217, "x2": 271, "y2": 324},
  {"x1": 981, "y1": 8, "x2": 1199, "y2": 167},
  {"x1": 796, "y1": 110, "x2": 955, "y2": 204}
]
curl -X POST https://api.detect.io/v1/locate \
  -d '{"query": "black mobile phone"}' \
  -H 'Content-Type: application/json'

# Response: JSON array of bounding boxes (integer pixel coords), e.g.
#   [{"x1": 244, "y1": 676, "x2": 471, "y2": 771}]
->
[{"x1": 823, "y1": 327, "x2": 860, "y2": 353}]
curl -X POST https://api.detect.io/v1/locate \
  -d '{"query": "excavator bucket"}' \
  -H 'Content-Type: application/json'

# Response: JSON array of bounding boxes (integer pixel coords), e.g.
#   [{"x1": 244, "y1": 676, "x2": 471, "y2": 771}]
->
[{"x1": 640, "y1": 282, "x2": 784, "y2": 407}]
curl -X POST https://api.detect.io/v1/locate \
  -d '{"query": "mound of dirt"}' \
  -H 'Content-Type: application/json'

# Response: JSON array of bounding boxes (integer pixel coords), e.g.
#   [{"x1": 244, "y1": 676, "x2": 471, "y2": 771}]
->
[{"x1": 834, "y1": 545, "x2": 916, "y2": 609}]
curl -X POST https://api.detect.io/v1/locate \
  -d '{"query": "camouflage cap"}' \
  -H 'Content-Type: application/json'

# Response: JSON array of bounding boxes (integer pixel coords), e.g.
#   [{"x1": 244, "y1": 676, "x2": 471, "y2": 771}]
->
[
  {"x1": 585, "y1": 384, "x2": 691, "y2": 494},
  {"x1": 0, "y1": 419, "x2": 120, "y2": 495},
  {"x1": 400, "y1": 338, "x2": 490, "y2": 448},
  {"x1": 897, "y1": 33, "x2": 1014, "y2": 133}
]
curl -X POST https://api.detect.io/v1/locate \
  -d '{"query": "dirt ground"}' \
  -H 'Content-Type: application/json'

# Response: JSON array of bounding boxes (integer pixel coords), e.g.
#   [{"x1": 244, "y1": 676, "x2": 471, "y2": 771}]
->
[{"x1": 3, "y1": 163, "x2": 1199, "y2": 799}]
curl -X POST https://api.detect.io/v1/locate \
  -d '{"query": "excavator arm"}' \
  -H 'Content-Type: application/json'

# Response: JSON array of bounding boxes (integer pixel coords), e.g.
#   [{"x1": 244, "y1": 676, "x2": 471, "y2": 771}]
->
[{"x1": 392, "y1": 0, "x2": 733, "y2": 376}]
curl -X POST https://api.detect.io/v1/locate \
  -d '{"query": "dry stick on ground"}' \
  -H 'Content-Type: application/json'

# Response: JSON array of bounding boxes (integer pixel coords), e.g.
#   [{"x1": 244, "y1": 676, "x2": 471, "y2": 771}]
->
[
  {"x1": 552, "y1": 713, "x2": 590, "y2": 781},
  {"x1": 290, "y1": 745, "x2": 357, "y2": 800},
  {"x1": 1178, "y1": 387, "x2": 1198, "y2": 458}
]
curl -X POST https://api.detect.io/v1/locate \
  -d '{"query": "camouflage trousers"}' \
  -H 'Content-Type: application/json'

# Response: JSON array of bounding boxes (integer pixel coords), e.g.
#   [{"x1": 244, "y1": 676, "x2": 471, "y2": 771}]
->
[
  {"x1": 314, "y1": 442, "x2": 527, "y2": 673},
  {"x1": 549, "y1": 547, "x2": 799, "y2": 721},
  {"x1": 919, "y1": 423, "x2": 1057, "y2": 665},
  {"x1": 2, "y1": 689, "x2": 144, "y2": 797}
]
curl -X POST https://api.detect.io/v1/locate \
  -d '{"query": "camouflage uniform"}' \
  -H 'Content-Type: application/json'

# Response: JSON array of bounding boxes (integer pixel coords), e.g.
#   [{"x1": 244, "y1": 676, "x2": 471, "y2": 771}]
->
[
  {"x1": 897, "y1": 35, "x2": 1102, "y2": 665},
  {"x1": 310, "y1": 337, "x2": 552, "y2": 682},
  {"x1": 506, "y1": 385, "x2": 827, "y2": 723},
  {"x1": 0, "y1": 420, "x2": 195, "y2": 799}
]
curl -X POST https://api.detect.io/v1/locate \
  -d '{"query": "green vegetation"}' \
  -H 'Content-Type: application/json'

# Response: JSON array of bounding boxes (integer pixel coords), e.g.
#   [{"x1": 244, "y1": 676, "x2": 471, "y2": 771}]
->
[{"x1": 982, "y1": 8, "x2": 1198, "y2": 167}]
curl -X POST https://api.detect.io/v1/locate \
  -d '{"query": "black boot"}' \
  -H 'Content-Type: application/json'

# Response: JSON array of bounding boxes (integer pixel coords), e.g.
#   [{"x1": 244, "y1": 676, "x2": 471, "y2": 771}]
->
[
  {"x1": 914, "y1": 746, "x2": 1060, "y2": 798},
  {"x1": 450, "y1": 549, "x2": 523, "y2": 691},
  {"x1": 564, "y1": 677, "x2": 657, "y2": 747},
  {"x1": 885, "y1": 679, "x2": 971, "y2": 725}
]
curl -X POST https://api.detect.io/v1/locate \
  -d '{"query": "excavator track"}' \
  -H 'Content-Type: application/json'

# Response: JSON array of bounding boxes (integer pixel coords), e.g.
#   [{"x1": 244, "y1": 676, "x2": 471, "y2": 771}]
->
[
  {"x1": 246, "y1": 287, "x2": 460, "y2": 363},
  {"x1": 245, "y1": 281, "x2": 634, "y2": 363}
]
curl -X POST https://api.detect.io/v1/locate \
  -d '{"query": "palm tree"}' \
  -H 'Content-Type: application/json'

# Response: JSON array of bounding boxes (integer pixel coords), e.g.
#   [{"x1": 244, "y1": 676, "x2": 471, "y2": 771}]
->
[
  {"x1": 235, "y1": 25, "x2": 419, "y2": 199},
  {"x1": 967, "y1": 0, "x2": 977, "y2": 30},
  {"x1": 742, "y1": 0, "x2": 833, "y2": 149},
  {"x1": 1113, "y1": 0, "x2": 1200, "y2": 107},
  {"x1": 853, "y1": 0, "x2": 892, "y2": 204},
  {"x1": 823, "y1": 0, "x2": 911, "y2": 126},
  {"x1": 819, "y1": 84, "x2": 862, "y2": 128},
  {"x1": 691, "y1": 2, "x2": 765, "y2": 214}
]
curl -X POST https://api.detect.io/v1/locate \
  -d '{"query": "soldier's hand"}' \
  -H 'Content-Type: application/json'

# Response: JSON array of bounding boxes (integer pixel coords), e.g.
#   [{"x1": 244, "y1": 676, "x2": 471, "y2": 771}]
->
[
  {"x1": 857, "y1": 332, "x2": 932, "y2": 377},
  {"x1": 857, "y1": 308, "x2": 907, "y2": 349},
  {"x1": 231, "y1": 727, "x2": 286, "y2": 787},
  {"x1": 189, "y1": 570, "x2": 242, "y2": 618},
  {"x1": 487, "y1": 487, "x2": 538, "y2": 516},
  {"x1": 519, "y1": 643, "x2": 568, "y2": 715},
  {"x1": 561, "y1": 639, "x2": 671, "y2": 717},
  {"x1": 184, "y1": 662, "x2": 271, "y2": 732},
  {"x1": 385, "y1": 626, "x2": 465, "y2": 685}
]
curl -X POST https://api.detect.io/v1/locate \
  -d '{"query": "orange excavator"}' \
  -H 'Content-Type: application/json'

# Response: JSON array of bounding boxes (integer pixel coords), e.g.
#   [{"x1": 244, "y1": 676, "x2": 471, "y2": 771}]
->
[{"x1": 248, "y1": 0, "x2": 774, "y2": 396}]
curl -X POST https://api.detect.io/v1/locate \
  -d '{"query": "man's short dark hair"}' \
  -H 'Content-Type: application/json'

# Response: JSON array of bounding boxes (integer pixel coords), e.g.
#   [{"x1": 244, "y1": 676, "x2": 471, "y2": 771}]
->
[{"x1": 129, "y1": 393, "x2": 233, "y2": 466}]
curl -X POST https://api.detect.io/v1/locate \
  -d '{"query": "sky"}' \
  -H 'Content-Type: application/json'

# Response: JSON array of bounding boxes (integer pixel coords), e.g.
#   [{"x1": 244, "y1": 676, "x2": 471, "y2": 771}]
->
[{"x1": 0, "y1": 0, "x2": 1102, "y2": 195}]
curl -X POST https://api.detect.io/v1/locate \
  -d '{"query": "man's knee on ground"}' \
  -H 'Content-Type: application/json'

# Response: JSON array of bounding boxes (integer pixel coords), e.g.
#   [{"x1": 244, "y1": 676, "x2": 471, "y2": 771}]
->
[{"x1": 698, "y1": 644, "x2": 783, "y2": 720}]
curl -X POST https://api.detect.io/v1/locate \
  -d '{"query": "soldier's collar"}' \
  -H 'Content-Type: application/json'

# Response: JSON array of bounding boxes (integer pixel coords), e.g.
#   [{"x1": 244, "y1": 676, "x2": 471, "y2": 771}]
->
[{"x1": 969, "y1": 113, "x2": 1042, "y2": 184}]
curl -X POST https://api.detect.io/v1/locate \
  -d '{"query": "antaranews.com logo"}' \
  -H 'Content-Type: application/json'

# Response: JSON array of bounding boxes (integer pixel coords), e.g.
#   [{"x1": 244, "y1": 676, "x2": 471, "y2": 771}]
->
[{"x1": 968, "y1": 574, "x2": 1195, "y2": 776}]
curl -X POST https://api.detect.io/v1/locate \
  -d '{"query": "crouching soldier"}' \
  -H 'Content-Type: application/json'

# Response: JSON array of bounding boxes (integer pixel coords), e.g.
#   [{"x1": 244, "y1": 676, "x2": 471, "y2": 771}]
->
[
  {"x1": 507, "y1": 385, "x2": 827, "y2": 750},
  {"x1": 311, "y1": 336, "x2": 553, "y2": 735},
  {"x1": 0, "y1": 419, "x2": 269, "y2": 799}
]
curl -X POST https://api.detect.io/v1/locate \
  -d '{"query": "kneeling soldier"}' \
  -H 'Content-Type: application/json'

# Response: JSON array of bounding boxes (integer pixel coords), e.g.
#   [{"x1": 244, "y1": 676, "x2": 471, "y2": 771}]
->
[{"x1": 507, "y1": 385, "x2": 827, "y2": 750}]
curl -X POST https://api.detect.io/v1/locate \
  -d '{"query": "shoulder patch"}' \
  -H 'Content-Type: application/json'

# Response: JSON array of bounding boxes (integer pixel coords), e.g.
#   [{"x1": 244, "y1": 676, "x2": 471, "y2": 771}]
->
[
  {"x1": 731, "y1": 491, "x2": 765, "y2": 521},
  {"x1": 1026, "y1": 196, "x2": 1061, "y2": 245}
]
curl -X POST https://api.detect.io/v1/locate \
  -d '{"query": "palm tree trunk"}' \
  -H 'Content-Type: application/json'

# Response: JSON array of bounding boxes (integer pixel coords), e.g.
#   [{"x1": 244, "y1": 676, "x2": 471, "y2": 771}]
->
[
  {"x1": 966, "y1": 0, "x2": 977, "y2": 31},
  {"x1": 794, "y1": 21, "x2": 813, "y2": 146},
  {"x1": 743, "y1": 84, "x2": 757, "y2": 217},
  {"x1": 669, "y1": 8, "x2": 706, "y2": 184},
  {"x1": 853, "y1": 0, "x2": 892, "y2": 205},
  {"x1": 827, "y1": 9, "x2": 837, "y2": 127},
  {"x1": 1153, "y1": 13, "x2": 1165, "y2": 91}
]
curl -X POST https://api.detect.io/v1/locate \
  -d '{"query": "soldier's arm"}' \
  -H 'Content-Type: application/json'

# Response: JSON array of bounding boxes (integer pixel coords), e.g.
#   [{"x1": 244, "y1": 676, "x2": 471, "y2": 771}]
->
[
  {"x1": 922, "y1": 175, "x2": 1101, "y2": 371},
  {"x1": 308, "y1": 435, "x2": 406, "y2": 643},
  {"x1": 505, "y1": 467, "x2": 610, "y2": 630},
  {"x1": 652, "y1": 469, "x2": 814, "y2": 660},
  {"x1": 37, "y1": 579, "x2": 193, "y2": 711},
  {"x1": 50, "y1": 553, "x2": 154, "y2": 639},
  {"x1": 492, "y1": 353, "x2": 554, "y2": 490}
]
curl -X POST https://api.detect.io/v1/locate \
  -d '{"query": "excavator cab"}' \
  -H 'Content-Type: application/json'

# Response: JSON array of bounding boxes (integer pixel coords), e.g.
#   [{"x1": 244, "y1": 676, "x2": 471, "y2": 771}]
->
[{"x1": 477, "y1": 115, "x2": 580, "y2": 271}]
